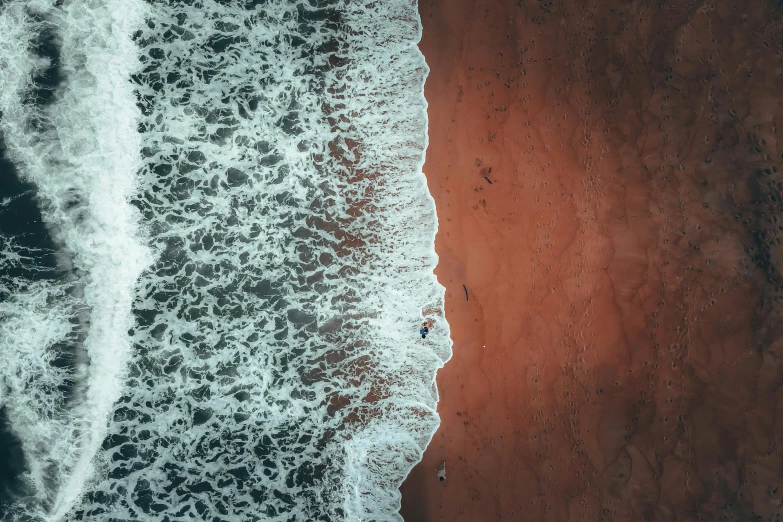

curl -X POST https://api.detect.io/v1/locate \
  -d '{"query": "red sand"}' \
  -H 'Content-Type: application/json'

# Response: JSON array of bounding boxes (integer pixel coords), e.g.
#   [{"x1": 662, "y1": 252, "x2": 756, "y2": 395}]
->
[{"x1": 400, "y1": 1, "x2": 783, "y2": 521}]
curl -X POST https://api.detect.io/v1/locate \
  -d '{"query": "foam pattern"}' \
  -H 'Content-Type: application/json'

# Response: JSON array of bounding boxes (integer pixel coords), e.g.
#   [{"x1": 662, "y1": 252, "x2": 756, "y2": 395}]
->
[
  {"x1": 3, "y1": 0, "x2": 448, "y2": 520},
  {"x1": 0, "y1": 249, "x2": 81, "y2": 518},
  {"x1": 0, "y1": 0, "x2": 151, "y2": 519}
]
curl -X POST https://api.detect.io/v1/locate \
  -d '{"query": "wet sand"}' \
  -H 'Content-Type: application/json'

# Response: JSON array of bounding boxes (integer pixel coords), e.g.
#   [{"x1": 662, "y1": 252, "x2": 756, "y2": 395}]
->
[{"x1": 401, "y1": 1, "x2": 783, "y2": 520}]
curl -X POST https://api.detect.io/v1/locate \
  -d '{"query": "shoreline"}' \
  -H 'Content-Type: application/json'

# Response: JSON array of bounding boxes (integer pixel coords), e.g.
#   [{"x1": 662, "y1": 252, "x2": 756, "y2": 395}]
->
[{"x1": 401, "y1": 0, "x2": 783, "y2": 520}]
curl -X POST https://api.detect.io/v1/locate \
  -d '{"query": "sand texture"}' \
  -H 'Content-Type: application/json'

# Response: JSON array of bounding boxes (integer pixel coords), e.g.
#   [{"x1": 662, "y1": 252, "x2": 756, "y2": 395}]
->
[{"x1": 401, "y1": 1, "x2": 783, "y2": 521}]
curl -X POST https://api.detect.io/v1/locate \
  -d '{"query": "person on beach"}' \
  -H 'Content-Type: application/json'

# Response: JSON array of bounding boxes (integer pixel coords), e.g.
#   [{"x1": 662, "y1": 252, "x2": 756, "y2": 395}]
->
[
  {"x1": 437, "y1": 461, "x2": 446, "y2": 482},
  {"x1": 419, "y1": 322, "x2": 429, "y2": 339}
]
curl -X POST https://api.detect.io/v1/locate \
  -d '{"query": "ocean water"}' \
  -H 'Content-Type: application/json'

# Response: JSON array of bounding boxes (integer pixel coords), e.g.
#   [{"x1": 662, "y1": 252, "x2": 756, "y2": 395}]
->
[{"x1": 0, "y1": 1, "x2": 450, "y2": 520}]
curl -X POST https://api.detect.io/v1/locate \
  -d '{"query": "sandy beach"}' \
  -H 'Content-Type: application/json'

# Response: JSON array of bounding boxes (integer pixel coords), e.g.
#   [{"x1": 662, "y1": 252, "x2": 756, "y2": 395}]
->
[{"x1": 401, "y1": 0, "x2": 783, "y2": 520}]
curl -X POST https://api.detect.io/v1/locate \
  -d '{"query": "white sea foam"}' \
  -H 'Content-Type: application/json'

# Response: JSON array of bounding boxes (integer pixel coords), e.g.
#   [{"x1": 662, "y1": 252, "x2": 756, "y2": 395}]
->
[
  {"x1": 0, "y1": 0, "x2": 152, "y2": 519},
  {"x1": 0, "y1": 270, "x2": 80, "y2": 515},
  {"x1": 1, "y1": 0, "x2": 447, "y2": 520}
]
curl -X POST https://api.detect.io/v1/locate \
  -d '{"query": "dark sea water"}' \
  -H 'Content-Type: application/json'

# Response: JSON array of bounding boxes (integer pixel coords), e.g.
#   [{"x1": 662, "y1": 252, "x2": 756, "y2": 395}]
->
[{"x1": 0, "y1": 1, "x2": 450, "y2": 520}]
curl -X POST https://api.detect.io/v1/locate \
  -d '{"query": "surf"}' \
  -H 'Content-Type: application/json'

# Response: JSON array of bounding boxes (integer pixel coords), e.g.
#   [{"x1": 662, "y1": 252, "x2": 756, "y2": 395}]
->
[
  {"x1": 0, "y1": 0, "x2": 151, "y2": 518},
  {"x1": 0, "y1": 1, "x2": 448, "y2": 520}
]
